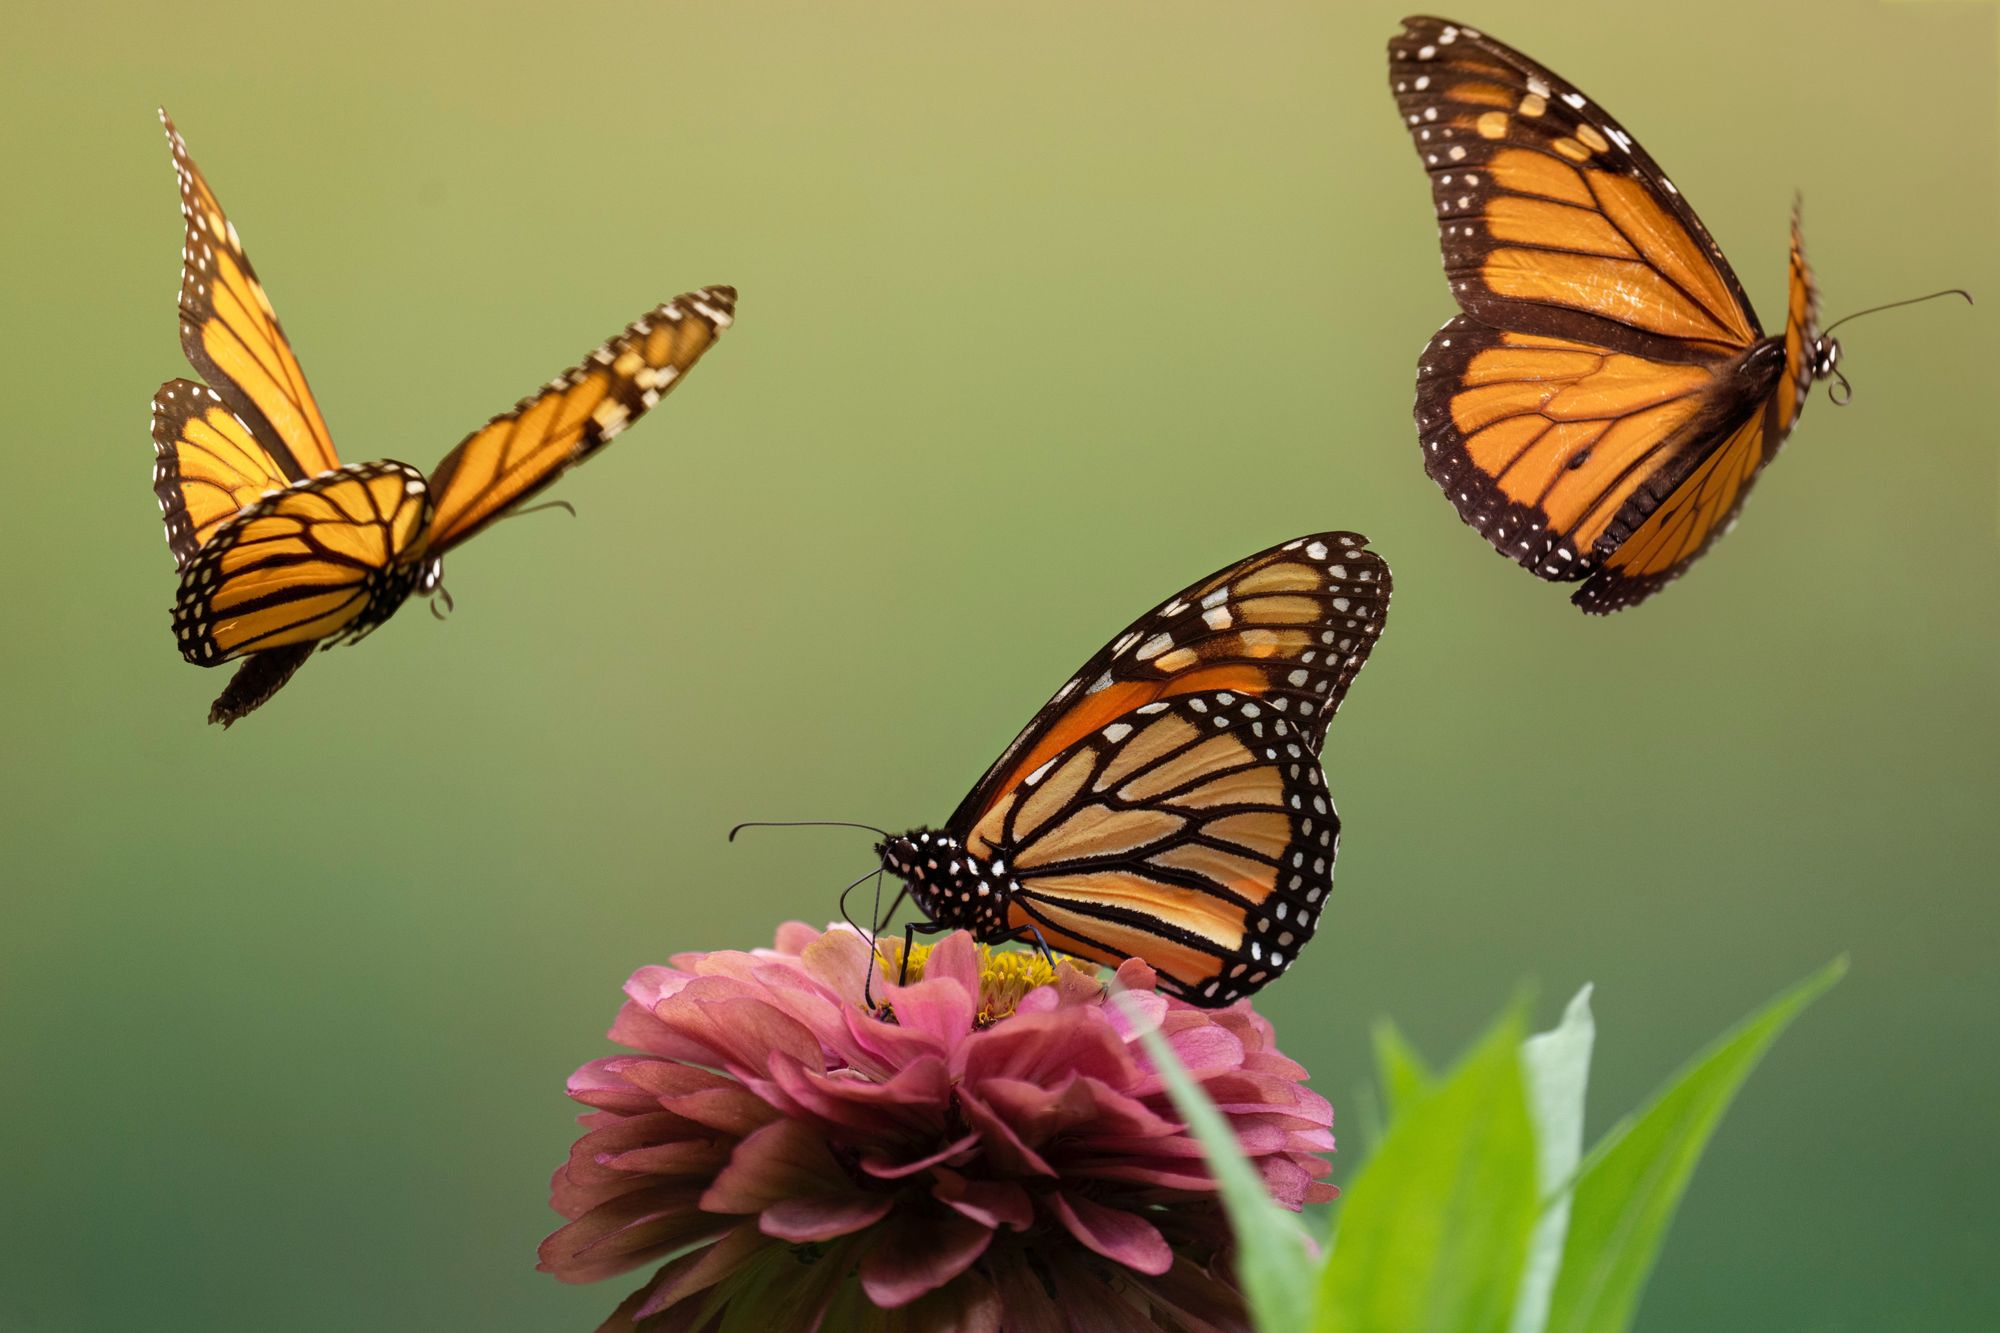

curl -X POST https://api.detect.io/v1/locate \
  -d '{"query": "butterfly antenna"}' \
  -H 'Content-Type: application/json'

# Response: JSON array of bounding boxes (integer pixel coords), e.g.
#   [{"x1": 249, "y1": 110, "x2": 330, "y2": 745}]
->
[
  {"x1": 857, "y1": 870, "x2": 897, "y2": 1009},
  {"x1": 1822, "y1": 288, "x2": 1972, "y2": 337},
  {"x1": 728, "y1": 819, "x2": 891, "y2": 842},
  {"x1": 429, "y1": 583, "x2": 456, "y2": 621},
  {"x1": 501, "y1": 499, "x2": 578, "y2": 523},
  {"x1": 835, "y1": 864, "x2": 885, "y2": 939}
]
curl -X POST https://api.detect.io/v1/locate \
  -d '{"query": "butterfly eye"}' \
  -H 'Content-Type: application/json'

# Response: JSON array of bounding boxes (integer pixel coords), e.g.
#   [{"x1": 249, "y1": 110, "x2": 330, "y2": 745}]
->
[
  {"x1": 419, "y1": 558, "x2": 445, "y2": 593},
  {"x1": 1813, "y1": 338, "x2": 1842, "y2": 377}
]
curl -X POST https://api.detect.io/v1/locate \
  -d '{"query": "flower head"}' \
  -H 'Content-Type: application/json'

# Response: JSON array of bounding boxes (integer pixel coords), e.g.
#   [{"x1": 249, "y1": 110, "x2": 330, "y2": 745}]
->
[{"x1": 540, "y1": 924, "x2": 1335, "y2": 1331}]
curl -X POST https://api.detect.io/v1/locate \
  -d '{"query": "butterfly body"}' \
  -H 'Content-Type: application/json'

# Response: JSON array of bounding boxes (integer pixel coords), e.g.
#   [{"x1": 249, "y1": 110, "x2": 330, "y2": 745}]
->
[
  {"x1": 877, "y1": 830, "x2": 1016, "y2": 941},
  {"x1": 878, "y1": 533, "x2": 1390, "y2": 1006},
  {"x1": 151, "y1": 111, "x2": 733, "y2": 722},
  {"x1": 1390, "y1": 16, "x2": 1839, "y2": 612}
]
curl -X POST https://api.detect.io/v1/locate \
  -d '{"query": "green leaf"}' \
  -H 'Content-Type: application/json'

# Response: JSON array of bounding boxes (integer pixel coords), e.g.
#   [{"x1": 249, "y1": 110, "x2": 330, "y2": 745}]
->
[
  {"x1": 1373, "y1": 1016, "x2": 1437, "y2": 1119},
  {"x1": 1546, "y1": 957, "x2": 1847, "y2": 1333},
  {"x1": 1511, "y1": 985, "x2": 1596, "y2": 1333},
  {"x1": 1317, "y1": 1005, "x2": 1540, "y2": 1333},
  {"x1": 1112, "y1": 988, "x2": 1318, "y2": 1332}
]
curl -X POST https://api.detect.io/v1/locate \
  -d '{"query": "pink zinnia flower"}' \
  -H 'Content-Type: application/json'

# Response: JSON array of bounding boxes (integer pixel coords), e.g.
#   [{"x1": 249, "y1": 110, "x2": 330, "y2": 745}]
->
[{"x1": 540, "y1": 924, "x2": 1335, "y2": 1331}]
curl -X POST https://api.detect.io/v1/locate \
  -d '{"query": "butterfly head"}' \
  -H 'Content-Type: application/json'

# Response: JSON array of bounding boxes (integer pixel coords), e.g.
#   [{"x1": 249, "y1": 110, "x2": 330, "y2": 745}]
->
[
  {"x1": 1808, "y1": 335, "x2": 1842, "y2": 382},
  {"x1": 416, "y1": 555, "x2": 445, "y2": 595},
  {"x1": 877, "y1": 828, "x2": 1013, "y2": 939}
]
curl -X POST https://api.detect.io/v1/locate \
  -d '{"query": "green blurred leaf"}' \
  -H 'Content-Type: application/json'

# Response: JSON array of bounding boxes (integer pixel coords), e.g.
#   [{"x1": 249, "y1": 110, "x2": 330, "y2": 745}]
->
[
  {"x1": 1318, "y1": 1005, "x2": 1539, "y2": 1333},
  {"x1": 1114, "y1": 988, "x2": 1318, "y2": 1331},
  {"x1": 1546, "y1": 958, "x2": 1847, "y2": 1333},
  {"x1": 1511, "y1": 985, "x2": 1596, "y2": 1333},
  {"x1": 1373, "y1": 1015, "x2": 1437, "y2": 1120}
]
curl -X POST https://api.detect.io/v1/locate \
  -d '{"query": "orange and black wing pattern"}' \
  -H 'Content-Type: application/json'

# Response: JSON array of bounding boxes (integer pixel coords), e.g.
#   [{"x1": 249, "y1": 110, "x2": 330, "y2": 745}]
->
[
  {"x1": 151, "y1": 379, "x2": 296, "y2": 569},
  {"x1": 947, "y1": 534, "x2": 1390, "y2": 1004},
  {"x1": 1388, "y1": 17, "x2": 1819, "y2": 612},
  {"x1": 173, "y1": 461, "x2": 432, "y2": 670},
  {"x1": 1571, "y1": 219, "x2": 1820, "y2": 611},
  {"x1": 159, "y1": 110, "x2": 339, "y2": 486},
  {"x1": 420, "y1": 288, "x2": 736, "y2": 557}
]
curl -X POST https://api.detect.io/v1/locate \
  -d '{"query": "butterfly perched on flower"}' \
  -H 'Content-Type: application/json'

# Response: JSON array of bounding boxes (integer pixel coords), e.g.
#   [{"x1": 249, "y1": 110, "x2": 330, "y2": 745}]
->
[
  {"x1": 1387, "y1": 16, "x2": 1840, "y2": 613},
  {"x1": 875, "y1": 533, "x2": 1390, "y2": 1006},
  {"x1": 150, "y1": 110, "x2": 735, "y2": 724}
]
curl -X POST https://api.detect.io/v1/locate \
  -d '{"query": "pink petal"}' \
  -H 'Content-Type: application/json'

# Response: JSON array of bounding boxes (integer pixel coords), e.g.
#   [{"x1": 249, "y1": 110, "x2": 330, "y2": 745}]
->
[
  {"x1": 766, "y1": 1054, "x2": 951, "y2": 1144},
  {"x1": 953, "y1": 1090, "x2": 1057, "y2": 1177},
  {"x1": 628, "y1": 1223, "x2": 768, "y2": 1320},
  {"x1": 558, "y1": 1112, "x2": 713, "y2": 1193},
  {"x1": 607, "y1": 998, "x2": 709, "y2": 1062},
  {"x1": 701, "y1": 1120, "x2": 846, "y2": 1212},
  {"x1": 623, "y1": 963, "x2": 695, "y2": 1011},
  {"x1": 1133, "y1": 1250, "x2": 1255, "y2": 1333},
  {"x1": 773, "y1": 921, "x2": 824, "y2": 954},
  {"x1": 987, "y1": 1254, "x2": 1067, "y2": 1333},
  {"x1": 565, "y1": 1058, "x2": 675, "y2": 1115},
  {"x1": 1163, "y1": 1023, "x2": 1247, "y2": 1075},
  {"x1": 1045, "y1": 1252, "x2": 1180, "y2": 1333},
  {"x1": 858, "y1": 1208, "x2": 994, "y2": 1308},
  {"x1": 762, "y1": 1191, "x2": 895, "y2": 1244},
  {"x1": 654, "y1": 992, "x2": 825, "y2": 1078},
  {"x1": 954, "y1": 1011, "x2": 1133, "y2": 1088},
  {"x1": 977, "y1": 1075, "x2": 1176, "y2": 1144},
  {"x1": 1047, "y1": 1192, "x2": 1173, "y2": 1275},
  {"x1": 537, "y1": 1183, "x2": 731, "y2": 1283},
  {"x1": 799, "y1": 926, "x2": 876, "y2": 1005},
  {"x1": 1109, "y1": 956, "x2": 1161, "y2": 997},
  {"x1": 930, "y1": 1170, "x2": 1033, "y2": 1231},
  {"x1": 878, "y1": 974, "x2": 977, "y2": 1048},
  {"x1": 921, "y1": 931, "x2": 981, "y2": 991},
  {"x1": 841, "y1": 999, "x2": 960, "y2": 1071},
  {"x1": 1104, "y1": 987, "x2": 1168, "y2": 1041},
  {"x1": 859, "y1": 1131, "x2": 982, "y2": 1180}
]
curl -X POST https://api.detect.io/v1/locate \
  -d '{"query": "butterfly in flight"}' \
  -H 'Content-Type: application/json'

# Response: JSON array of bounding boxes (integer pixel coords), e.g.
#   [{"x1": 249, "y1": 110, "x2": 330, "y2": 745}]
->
[
  {"x1": 151, "y1": 110, "x2": 735, "y2": 724},
  {"x1": 1389, "y1": 16, "x2": 1856, "y2": 612},
  {"x1": 872, "y1": 533, "x2": 1390, "y2": 1007}
]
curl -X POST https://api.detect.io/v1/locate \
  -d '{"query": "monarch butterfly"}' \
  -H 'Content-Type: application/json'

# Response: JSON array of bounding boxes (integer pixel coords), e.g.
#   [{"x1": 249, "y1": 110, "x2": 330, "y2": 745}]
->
[
  {"x1": 150, "y1": 110, "x2": 735, "y2": 724},
  {"x1": 873, "y1": 533, "x2": 1390, "y2": 1006},
  {"x1": 1388, "y1": 16, "x2": 1841, "y2": 613}
]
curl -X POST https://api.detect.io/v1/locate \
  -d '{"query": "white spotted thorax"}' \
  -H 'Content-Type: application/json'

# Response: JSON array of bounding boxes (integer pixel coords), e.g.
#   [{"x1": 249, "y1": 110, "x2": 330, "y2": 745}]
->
[{"x1": 878, "y1": 831, "x2": 1016, "y2": 940}]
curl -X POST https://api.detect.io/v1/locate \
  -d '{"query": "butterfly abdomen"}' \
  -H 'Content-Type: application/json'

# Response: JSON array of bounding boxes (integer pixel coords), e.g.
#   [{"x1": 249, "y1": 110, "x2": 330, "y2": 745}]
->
[{"x1": 879, "y1": 830, "x2": 1016, "y2": 940}]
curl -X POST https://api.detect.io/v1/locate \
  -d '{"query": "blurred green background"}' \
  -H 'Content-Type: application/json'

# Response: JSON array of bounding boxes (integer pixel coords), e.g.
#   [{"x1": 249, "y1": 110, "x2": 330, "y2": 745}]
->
[{"x1": 2, "y1": 0, "x2": 1994, "y2": 1327}]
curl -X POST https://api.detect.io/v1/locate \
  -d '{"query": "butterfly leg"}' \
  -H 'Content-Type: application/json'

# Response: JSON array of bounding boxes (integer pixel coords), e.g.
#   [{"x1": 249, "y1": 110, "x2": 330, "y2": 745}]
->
[
  {"x1": 897, "y1": 920, "x2": 951, "y2": 986},
  {"x1": 1015, "y1": 922, "x2": 1058, "y2": 972}
]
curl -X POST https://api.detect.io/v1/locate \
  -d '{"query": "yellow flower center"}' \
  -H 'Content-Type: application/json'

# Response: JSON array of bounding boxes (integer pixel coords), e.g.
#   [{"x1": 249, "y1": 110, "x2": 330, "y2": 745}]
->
[{"x1": 878, "y1": 940, "x2": 1079, "y2": 1024}]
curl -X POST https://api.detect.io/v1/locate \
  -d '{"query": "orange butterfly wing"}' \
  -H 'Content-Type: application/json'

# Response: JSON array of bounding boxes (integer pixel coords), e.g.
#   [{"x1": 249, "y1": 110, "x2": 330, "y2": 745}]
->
[
  {"x1": 420, "y1": 289, "x2": 735, "y2": 556},
  {"x1": 943, "y1": 534, "x2": 1391, "y2": 1003},
  {"x1": 151, "y1": 379, "x2": 297, "y2": 569},
  {"x1": 1389, "y1": 17, "x2": 1823, "y2": 611},
  {"x1": 160, "y1": 111, "x2": 340, "y2": 484},
  {"x1": 173, "y1": 461, "x2": 432, "y2": 666}
]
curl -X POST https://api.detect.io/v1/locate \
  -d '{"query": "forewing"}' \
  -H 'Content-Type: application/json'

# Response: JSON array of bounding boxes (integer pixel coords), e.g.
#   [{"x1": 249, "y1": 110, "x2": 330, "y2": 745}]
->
[
  {"x1": 948, "y1": 533, "x2": 1391, "y2": 836},
  {"x1": 421, "y1": 288, "x2": 736, "y2": 555},
  {"x1": 161, "y1": 110, "x2": 340, "y2": 480},
  {"x1": 173, "y1": 461, "x2": 431, "y2": 664},
  {"x1": 151, "y1": 379, "x2": 298, "y2": 569},
  {"x1": 1387, "y1": 17, "x2": 1761, "y2": 360},
  {"x1": 1775, "y1": 208, "x2": 1823, "y2": 439},
  {"x1": 985, "y1": 691, "x2": 1342, "y2": 1006}
]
